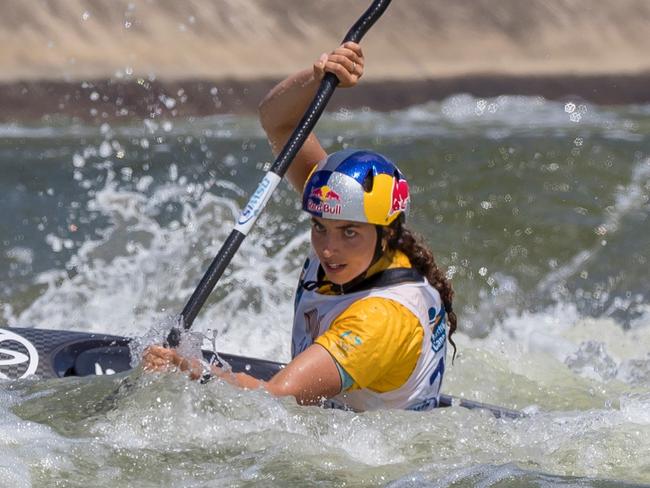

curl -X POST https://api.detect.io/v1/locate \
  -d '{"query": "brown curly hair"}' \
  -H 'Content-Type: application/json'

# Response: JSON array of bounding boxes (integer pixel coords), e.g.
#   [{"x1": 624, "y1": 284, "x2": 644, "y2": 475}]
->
[{"x1": 385, "y1": 217, "x2": 457, "y2": 360}]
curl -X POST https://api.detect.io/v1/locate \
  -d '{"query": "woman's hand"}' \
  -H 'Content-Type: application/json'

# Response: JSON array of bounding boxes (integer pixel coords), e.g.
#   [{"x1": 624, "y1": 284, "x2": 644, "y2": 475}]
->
[
  {"x1": 142, "y1": 345, "x2": 203, "y2": 381},
  {"x1": 259, "y1": 41, "x2": 365, "y2": 191},
  {"x1": 313, "y1": 42, "x2": 364, "y2": 88}
]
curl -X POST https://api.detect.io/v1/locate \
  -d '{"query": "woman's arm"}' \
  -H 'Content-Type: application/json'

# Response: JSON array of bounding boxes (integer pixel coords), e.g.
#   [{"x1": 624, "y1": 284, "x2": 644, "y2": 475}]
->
[
  {"x1": 218, "y1": 344, "x2": 342, "y2": 405},
  {"x1": 142, "y1": 343, "x2": 342, "y2": 405},
  {"x1": 259, "y1": 42, "x2": 365, "y2": 192}
]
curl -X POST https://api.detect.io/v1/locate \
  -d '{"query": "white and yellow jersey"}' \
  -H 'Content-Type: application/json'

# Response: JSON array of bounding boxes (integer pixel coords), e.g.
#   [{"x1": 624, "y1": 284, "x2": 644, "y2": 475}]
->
[{"x1": 292, "y1": 249, "x2": 448, "y2": 411}]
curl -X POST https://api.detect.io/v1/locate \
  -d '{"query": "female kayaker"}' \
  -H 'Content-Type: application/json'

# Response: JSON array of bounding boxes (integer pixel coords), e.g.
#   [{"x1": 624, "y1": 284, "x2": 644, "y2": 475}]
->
[{"x1": 143, "y1": 42, "x2": 457, "y2": 411}]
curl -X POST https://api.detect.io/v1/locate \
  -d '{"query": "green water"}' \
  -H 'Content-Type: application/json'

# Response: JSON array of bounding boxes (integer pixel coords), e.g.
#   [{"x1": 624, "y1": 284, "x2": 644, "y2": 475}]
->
[{"x1": 1, "y1": 95, "x2": 650, "y2": 486}]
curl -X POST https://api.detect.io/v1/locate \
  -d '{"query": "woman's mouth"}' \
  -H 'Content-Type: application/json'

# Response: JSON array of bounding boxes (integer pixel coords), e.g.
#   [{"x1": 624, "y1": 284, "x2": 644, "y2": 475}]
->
[{"x1": 324, "y1": 262, "x2": 346, "y2": 274}]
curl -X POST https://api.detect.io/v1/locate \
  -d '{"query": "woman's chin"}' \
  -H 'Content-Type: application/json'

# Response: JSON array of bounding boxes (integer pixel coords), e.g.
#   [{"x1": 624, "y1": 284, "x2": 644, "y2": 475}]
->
[
  {"x1": 327, "y1": 276, "x2": 347, "y2": 285},
  {"x1": 324, "y1": 265, "x2": 349, "y2": 283}
]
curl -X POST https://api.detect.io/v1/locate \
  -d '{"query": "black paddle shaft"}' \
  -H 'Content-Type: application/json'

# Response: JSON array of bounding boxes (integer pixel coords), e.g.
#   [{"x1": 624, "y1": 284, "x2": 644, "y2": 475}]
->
[{"x1": 167, "y1": 0, "x2": 392, "y2": 347}]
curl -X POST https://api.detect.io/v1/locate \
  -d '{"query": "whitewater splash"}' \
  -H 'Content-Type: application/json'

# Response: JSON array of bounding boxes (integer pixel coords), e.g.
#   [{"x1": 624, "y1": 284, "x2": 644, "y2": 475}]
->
[
  {"x1": 2, "y1": 95, "x2": 649, "y2": 486},
  {"x1": 3, "y1": 95, "x2": 650, "y2": 354}
]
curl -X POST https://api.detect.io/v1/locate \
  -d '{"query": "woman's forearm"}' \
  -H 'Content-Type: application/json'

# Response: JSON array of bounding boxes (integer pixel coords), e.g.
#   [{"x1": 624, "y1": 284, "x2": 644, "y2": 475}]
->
[
  {"x1": 258, "y1": 68, "x2": 320, "y2": 150},
  {"x1": 258, "y1": 66, "x2": 327, "y2": 190},
  {"x1": 257, "y1": 43, "x2": 364, "y2": 191},
  {"x1": 209, "y1": 344, "x2": 341, "y2": 406}
]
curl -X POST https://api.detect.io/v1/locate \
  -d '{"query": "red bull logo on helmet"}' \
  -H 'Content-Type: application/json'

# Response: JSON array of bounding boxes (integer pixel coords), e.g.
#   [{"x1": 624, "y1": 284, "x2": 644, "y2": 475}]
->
[
  {"x1": 310, "y1": 185, "x2": 341, "y2": 202},
  {"x1": 389, "y1": 178, "x2": 410, "y2": 216},
  {"x1": 308, "y1": 185, "x2": 342, "y2": 215}
]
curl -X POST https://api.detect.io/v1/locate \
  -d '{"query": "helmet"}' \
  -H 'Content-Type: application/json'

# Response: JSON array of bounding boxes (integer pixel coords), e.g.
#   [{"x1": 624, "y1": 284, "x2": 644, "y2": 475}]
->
[{"x1": 302, "y1": 149, "x2": 410, "y2": 226}]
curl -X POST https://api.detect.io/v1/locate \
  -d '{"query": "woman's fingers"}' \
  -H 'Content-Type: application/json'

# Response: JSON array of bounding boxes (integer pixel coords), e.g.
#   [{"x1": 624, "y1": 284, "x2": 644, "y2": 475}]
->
[
  {"x1": 332, "y1": 47, "x2": 364, "y2": 69},
  {"x1": 342, "y1": 41, "x2": 363, "y2": 56},
  {"x1": 339, "y1": 41, "x2": 364, "y2": 62},
  {"x1": 334, "y1": 43, "x2": 364, "y2": 71},
  {"x1": 142, "y1": 345, "x2": 205, "y2": 381},
  {"x1": 328, "y1": 54, "x2": 360, "y2": 75},
  {"x1": 313, "y1": 52, "x2": 328, "y2": 80},
  {"x1": 323, "y1": 60, "x2": 359, "y2": 87},
  {"x1": 313, "y1": 42, "x2": 365, "y2": 87},
  {"x1": 142, "y1": 345, "x2": 181, "y2": 372}
]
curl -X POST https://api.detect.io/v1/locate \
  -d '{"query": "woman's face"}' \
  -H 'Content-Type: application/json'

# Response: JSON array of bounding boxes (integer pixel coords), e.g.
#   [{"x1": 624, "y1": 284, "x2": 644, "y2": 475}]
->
[{"x1": 310, "y1": 217, "x2": 378, "y2": 285}]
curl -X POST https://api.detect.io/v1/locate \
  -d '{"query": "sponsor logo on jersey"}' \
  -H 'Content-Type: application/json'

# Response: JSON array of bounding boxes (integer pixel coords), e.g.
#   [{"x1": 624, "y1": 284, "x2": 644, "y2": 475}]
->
[
  {"x1": 431, "y1": 321, "x2": 446, "y2": 353},
  {"x1": 408, "y1": 396, "x2": 439, "y2": 411},
  {"x1": 335, "y1": 330, "x2": 363, "y2": 356},
  {"x1": 428, "y1": 307, "x2": 446, "y2": 353}
]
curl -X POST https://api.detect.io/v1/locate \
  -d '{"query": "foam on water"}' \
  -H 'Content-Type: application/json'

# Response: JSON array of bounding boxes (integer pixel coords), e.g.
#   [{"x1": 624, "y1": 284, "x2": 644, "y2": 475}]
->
[
  {"x1": 0, "y1": 387, "x2": 77, "y2": 488},
  {"x1": 2, "y1": 96, "x2": 650, "y2": 486},
  {"x1": 316, "y1": 95, "x2": 644, "y2": 142},
  {"x1": 6, "y1": 206, "x2": 650, "y2": 484},
  {"x1": 2, "y1": 96, "x2": 647, "y2": 144},
  {"x1": 0, "y1": 114, "x2": 265, "y2": 141},
  {"x1": 7, "y1": 362, "x2": 650, "y2": 486},
  {"x1": 3, "y1": 156, "x2": 303, "y2": 360}
]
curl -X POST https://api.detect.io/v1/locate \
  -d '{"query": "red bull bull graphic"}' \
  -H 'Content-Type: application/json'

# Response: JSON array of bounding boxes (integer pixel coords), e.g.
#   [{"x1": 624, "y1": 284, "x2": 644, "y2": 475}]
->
[
  {"x1": 308, "y1": 185, "x2": 342, "y2": 215},
  {"x1": 390, "y1": 178, "x2": 410, "y2": 215},
  {"x1": 324, "y1": 188, "x2": 341, "y2": 201}
]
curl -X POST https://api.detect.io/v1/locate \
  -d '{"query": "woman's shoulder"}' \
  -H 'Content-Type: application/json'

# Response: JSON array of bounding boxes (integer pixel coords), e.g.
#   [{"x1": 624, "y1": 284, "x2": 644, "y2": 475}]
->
[{"x1": 338, "y1": 295, "x2": 421, "y2": 330}]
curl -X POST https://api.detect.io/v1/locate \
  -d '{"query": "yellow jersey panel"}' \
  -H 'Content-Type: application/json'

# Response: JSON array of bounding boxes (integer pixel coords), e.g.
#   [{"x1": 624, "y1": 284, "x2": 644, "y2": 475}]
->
[{"x1": 315, "y1": 296, "x2": 423, "y2": 392}]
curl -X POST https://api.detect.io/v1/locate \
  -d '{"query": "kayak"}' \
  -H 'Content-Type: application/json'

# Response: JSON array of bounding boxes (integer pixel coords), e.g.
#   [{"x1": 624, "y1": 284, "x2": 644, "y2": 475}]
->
[
  {"x1": 0, "y1": 326, "x2": 282, "y2": 382},
  {"x1": 0, "y1": 326, "x2": 524, "y2": 419}
]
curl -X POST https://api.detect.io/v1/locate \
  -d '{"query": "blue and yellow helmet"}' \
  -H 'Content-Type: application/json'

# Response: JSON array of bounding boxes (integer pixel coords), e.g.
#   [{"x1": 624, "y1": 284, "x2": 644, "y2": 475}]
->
[{"x1": 302, "y1": 149, "x2": 410, "y2": 226}]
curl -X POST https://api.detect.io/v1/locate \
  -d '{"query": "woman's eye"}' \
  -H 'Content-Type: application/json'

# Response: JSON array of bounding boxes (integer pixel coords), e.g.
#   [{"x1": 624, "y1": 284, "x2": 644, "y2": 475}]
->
[
  {"x1": 343, "y1": 228, "x2": 357, "y2": 238},
  {"x1": 312, "y1": 222, "x2": 325, "y2": 232}
]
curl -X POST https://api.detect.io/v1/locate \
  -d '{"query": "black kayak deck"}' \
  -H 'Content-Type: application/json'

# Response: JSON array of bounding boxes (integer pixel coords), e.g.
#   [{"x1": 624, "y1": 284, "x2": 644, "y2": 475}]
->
[
  {"x1": 0, "y1": 326, "x2": 524, "y2": 419},
  {"x1": 0, "y1": 326, "x2": 283, "y2": 382}
]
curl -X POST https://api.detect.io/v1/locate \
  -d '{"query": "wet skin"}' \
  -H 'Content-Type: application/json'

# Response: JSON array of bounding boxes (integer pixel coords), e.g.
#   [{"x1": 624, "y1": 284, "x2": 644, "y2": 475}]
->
[{"x1": 310, "y1": 216, "x2": 378, "y2": 285}]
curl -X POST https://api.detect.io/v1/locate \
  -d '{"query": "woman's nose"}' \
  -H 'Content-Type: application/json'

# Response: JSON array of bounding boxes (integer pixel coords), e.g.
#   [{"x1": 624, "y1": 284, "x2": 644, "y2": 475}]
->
[{"x1": 320, "y1": 236, "x2": 337, "y2": 257}]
